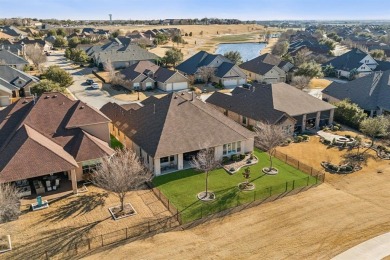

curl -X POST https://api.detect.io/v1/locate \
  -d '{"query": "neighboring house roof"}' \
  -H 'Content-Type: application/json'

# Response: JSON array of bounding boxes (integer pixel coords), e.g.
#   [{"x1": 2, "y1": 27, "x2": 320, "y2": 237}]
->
[
  {"x1": 120, "y1": 60, "x2": 186, "y2": 83},
  {"x1": 0, "y1": 43, "x2": 23, "y2": 55},
  {"x1": 215, "y1": 62, "x2": 236, "y2": 78},
  {"x1": 322, "y1": 70, "x2": 390, "y2": 111},
  {"x1": 0, "y1": 31, "x2": 14, "y2": 40},
  {"x1": 0, "y1": 49, "x2": 28, "y2": 65},
  {"x1": 207, "y1": 83, "x2": 335, "y2": 124},
  {"x1": 100, "y1": 92, "x2": 255, "y2": 158},
  {"x1": 323, "y1": 48, "x2": 377, "y2": 71},
  {"x1": 0, "y1": 26, "x2": 27, "y2": 37},
  {"x1": 239, "y1": 53, "x2": 290, "y2": 75},
  {"x1": 0, "y1": 92, "x2": 114, "y2": 182},
  {"x1": 0, "y1": 65, "x2": 38, "y2": 91},
  {"x1": 95, "y1": 44, "x2": 159, "y2": 65},
  {"x1": 176, "y1": 50, "x2": 232, "y2": 75}
]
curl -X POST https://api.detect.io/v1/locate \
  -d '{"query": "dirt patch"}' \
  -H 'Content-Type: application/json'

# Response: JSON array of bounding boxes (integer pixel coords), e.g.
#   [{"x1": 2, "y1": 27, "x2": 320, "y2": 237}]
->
[{"x1": 309, "y1": 78, "x2": 332, "y2": 89}]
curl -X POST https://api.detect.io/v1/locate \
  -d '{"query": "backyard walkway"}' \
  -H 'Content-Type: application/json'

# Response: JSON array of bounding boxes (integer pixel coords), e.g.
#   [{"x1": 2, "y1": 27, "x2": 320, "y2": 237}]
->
[{"x1": 332, "y1": 232, "x2": 390, "y2": 260}]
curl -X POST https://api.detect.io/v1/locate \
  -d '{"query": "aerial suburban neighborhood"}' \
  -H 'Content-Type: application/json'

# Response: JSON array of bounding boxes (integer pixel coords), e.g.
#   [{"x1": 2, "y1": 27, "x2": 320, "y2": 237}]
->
[{"x1": 1, "y1": 0, "x2": 390, "y2": 259}]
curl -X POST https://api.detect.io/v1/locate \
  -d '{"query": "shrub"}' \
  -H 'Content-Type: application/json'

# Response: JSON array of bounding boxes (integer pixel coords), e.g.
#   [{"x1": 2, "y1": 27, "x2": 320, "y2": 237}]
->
[
  {"x1": 239, "y1": 154, "x2": 245, "y2": 160},
  {"x1": 332, "y1": 126, "x2": 340, "y2": 131},
  {"x1": 334, "y1": 99, "x2": 367, "y2": 129},
  {"x1": 295, "y1": 136, "x2": 303, "y2": 143},
  {"x1": 231, "y1": 154, "x2": 238, "y2": 161},
  {"x1": 345, "y1": 134, "x2": 351, "y2": 139},
  {"x1": 323, "y1": 139, "x2": 331, "y2": 145},
  {"x1": 345, "y1": 165, "x2": 353, "y2": 172},
  {"x1": 332, "y1": 138, "x2": 336, "y2": 145},
  {"x1": 301, "y1": 135, "x2": 309, "y2": 141},
  {"x1": 222, "y1": 156, "x2": 230, "y2": 164}
]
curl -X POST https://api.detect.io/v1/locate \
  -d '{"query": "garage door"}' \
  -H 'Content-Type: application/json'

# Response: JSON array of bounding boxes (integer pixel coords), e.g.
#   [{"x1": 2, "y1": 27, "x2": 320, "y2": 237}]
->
[
  {"x1": 165, "y1": 83, "x2": 172, "y2": 91},
  {"x1": 265, "y1": 78, "x2": 278, "y2": 83},
  {"x1": 224, "y1": 79, "x2": 238, "y2": 87},
  {"x1": 172, "y1": 82, "x2": 188, "y2": 91},
  {"x1": 238, "y1": 78, "x2": 246, "y2": 85},
  {"x1": 145, "y1": 82, "x2": 152, "y2": 87},
  {"x1": 0, "y1": 96, "x2": 10, "y2": 107}
]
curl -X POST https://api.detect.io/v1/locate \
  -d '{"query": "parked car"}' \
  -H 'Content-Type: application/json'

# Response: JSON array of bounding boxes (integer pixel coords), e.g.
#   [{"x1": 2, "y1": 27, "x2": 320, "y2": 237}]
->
[
  {"x1": 86, "y1": 79, "x2": 94, "y2": 85},
  {"x1": 91, "y1": 83, "x2": 99, "y2": 89},
  {"x1": 242, "y1": 83, "x2": 252, "y2": 89}
]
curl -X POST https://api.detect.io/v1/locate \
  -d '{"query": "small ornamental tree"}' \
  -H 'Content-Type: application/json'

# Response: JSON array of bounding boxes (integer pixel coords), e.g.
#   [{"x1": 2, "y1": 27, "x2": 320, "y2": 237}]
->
[
  {"x1": 224, "y1": 51, "x2": 242, "y2": 64},
  {"x1": 197, "y1": 66, "x2": 216, "y2": 83},
  {"x1": 163, "y1": 48, "x2": 183, "y2": 68},
  {"x1": 0, "y1": 183, "x2": 20, "y2": 223},
  {"x1": 24, "y1": 44, "x2": 47, "y2": 71},
  {"x1": 191, "y1": 147, "x2": 221, "y2": 200},
  {"x1": 92, "y1": 149, "x2": 152, "y2": 212},
  {"x1": 255, "y1": 122, "x2": 289, "y2": 173},
  {"x1": 360, "y1": 116, "x2": 390, "y2": 151},
  {"x1": 333, "y1": 99, "x2": 367, "y2": 129},
  {"x1": 42, "y1": 65, "x2": 73, "y2": 88},
  {"x1": 31, "y1": 79, "x2": 66, "y2": 96}
]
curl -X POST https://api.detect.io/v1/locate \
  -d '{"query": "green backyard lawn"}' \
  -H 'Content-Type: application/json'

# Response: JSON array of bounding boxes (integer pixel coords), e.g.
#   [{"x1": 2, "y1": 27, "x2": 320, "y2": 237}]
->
[
  {"x1": 110, "y1": 134, "x2": 124, "y2": 149},
  {"x1": 153, "y1": 149, "x2": 319, "y2": 223}
]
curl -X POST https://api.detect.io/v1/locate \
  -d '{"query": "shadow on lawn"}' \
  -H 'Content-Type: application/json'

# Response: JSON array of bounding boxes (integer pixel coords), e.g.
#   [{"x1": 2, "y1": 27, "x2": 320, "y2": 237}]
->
[{"x1": 41, "y1": 192, "x2": 109, "y2": 222}]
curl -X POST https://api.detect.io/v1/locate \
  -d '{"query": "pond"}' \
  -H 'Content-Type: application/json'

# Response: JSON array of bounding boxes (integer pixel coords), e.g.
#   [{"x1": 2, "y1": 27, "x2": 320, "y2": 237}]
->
[{"x1": 215, "y1": 42, "x2": 267, "y2": 62}]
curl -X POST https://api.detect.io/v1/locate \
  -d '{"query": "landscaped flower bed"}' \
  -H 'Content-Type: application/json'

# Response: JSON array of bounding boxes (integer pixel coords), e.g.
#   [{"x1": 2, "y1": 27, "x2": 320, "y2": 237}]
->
[
  {"x1": 375, "y1": 145, "x2": 390, "y2": 160},
  {"x1": 108, "y1": 203, "x2": 137, "y2": 220},
  {"x1": 320, "y1": 161, "x2": 359, "y2": 174},
  {"x1": 222, "y1": 153, "x2": 258, "y2": 174}
]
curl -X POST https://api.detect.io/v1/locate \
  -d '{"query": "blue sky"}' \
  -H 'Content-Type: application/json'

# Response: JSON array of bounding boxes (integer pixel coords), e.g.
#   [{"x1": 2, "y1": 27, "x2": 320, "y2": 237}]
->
[{"x1": 0, "y1": 0, "x2": 389, "y2": 20}]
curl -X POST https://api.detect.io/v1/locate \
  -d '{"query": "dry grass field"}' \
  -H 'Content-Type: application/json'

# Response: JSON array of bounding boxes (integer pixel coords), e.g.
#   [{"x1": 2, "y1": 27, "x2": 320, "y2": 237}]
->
[
  {"x1": 309, "y1": 78, "x2": 332, "y2": 89},
  {"x1": 84, "y1": 133, "x2": 390, "y2": 260},
  {"x1": 98, "y1": 24, "x2": 275, "y2": 59}
]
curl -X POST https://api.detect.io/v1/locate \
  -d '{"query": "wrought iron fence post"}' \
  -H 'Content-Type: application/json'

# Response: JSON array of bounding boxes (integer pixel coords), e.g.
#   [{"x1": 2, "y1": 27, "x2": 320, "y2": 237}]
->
[
  {"x1": 269, "y1": 186, "x2": 272, "y2": 197},
  {"x1": 101, "y1": 234, "x2": 103, "y2": 247},
  {"x1": 316, "y1": 175, "x2": 318, "y2": 184},
  {"x1": 307, "y1": 176, "x2": 310, "y2": 186},
  {"x1": 292, "y1": 180, "x2": 295, "y2": 190},
  {"x1": 126, "y1": 227, "x2": 128, "y2": 239},
  {"x1": 285, "y1": 181, "x2": 288, "y2": 192}
]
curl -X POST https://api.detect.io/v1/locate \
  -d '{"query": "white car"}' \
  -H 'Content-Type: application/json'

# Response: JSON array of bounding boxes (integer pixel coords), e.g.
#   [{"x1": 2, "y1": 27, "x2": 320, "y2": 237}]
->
[{"x1": 91, "y1": 83, "x2": 100, "y2": 89}]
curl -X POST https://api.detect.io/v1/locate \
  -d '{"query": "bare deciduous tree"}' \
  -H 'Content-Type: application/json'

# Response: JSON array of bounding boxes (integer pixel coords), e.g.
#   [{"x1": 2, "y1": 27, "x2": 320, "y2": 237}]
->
[
  {"x1": 291, "y1": 75, "x2": 311, "y2": 90},
  {"x1": 190, "y1": 147, "x2": 221, "y2": 199},
  {"x1": 197, "y1": 66, "x2": 216, "y2": 83},
  {"x1": 255, "y1": 122, "x2": 289, "y2": 172},
  {"x1": 92, "y1": 149, "x2": 152, "y2": 211},
  {"x1": 360, "y1": 116, "x2": 390, "y2": 152},
  {"x1": 0, "y1": 183, "x2": 20, "y2": 223},
  {"x1": 25, "y1": 44, "x2": 47, "y2": 71}
]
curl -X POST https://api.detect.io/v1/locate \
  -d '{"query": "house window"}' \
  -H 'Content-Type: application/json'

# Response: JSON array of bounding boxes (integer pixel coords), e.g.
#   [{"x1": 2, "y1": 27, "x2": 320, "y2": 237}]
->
[
  {"x1": 169, "y1": 155, "x2": 174, "y2": 162},
  {"x1": 242, "y1": 116, "x2": 247, "y2": 125},
  {"x1": 82, "y1": 162, "x2": 101, "y2": 174},
  {"x1": 223, "y1": 142, "x2": 241, "y2": 155},
  {"x1": 160, "y1": 157, "x2": 169, "y2": 163}
]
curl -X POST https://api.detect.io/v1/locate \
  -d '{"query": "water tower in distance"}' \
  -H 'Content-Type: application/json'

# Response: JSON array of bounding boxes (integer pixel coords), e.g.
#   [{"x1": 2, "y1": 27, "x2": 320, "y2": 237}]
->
[{"x1": 109, "y1": 14, "x2": 112, "y2": 22}]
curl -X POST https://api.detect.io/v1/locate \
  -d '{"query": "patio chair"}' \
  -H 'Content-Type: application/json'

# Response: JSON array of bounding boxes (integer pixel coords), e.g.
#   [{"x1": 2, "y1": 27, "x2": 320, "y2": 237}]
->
[
  {"x1": 55, "y1": 179, "x2": 60, "y2": 188},
  {"x1": 46, "y1": 180, "x2": 52, "y2": 191}
]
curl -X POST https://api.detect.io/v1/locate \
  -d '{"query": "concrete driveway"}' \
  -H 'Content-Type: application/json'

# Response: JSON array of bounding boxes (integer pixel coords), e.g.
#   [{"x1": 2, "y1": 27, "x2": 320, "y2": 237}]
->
[
  {"x1": 44, "y1": 52, "x2": 134, "y2": 109},
  {"x1": 332, "y1": 232, "x2": 390, "y2": 260}
]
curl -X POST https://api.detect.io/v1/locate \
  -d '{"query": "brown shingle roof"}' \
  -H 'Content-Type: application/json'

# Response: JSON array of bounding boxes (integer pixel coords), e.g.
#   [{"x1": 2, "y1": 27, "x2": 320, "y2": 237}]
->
[
  {"x1": 0, "y1": 92, "x2": 114, "y2": 182},
  {"x1": 101, "y1": 92, "x2": 255, "y2": 158},
  {"x1": 0, "y1": 125, "x2": 78, "y2": 182}
]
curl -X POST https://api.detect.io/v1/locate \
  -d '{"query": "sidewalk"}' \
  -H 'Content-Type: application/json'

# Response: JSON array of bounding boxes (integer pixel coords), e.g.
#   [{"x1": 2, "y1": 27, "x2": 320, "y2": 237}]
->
[{"x1": 332, "y1": 232, "x2": 390, "y2": 260}]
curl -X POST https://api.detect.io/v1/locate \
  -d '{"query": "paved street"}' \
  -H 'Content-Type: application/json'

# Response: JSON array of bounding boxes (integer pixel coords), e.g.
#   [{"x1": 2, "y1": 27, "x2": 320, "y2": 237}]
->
[{"x1": 44, "y1": 52, "x2": 133, "y2": 109}]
